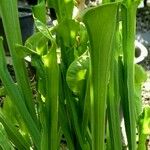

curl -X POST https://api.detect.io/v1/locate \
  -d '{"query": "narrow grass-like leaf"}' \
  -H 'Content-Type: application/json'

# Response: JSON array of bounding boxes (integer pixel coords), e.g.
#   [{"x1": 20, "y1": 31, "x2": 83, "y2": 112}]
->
[
  {"x1": 43, "y1": 43, "x2": 59, "y2": 150},
  {"x1": 0, "y1": 123, "x2": 14, "y2": 150},
  {"x1": 64, "y1": 84, "x2": 88, "y2": 149},
  {"x1": 0, "y1": 0, "x2": 37, "y2": 123},
  {"x1": 121, "y1": 2, "x2": 140, "y2": 149},
  {"x1": 107, "y1": 59, "x2": 122, "y2": 150},
  {"x1": 59, "y1": 72, "x2": 75, "y2": 150},
  {"x1": 81, "y1": 77, "x2": 91, "y2": 140},
  {"x1": 40, "y1": 106, "x2": 49, "y2": 150},
  {"x1": 0, "y1": 113, "x2": 30, "y2": 150},
  {"x1": 60, "y1": 62, "x2": 87, "y2": 149},
  {"x1": 107, "y1": 17, "x2": 122, "y2": 149},
  {"x1": 0, "y1": 37, "x2": 40, "y2": 148}
]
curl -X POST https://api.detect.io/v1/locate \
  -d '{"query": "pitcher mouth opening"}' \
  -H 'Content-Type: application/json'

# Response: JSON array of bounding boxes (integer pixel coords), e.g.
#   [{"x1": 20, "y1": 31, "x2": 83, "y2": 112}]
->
[{"x1": 134, "y1": 40, "x2": 148, "y2": 64}]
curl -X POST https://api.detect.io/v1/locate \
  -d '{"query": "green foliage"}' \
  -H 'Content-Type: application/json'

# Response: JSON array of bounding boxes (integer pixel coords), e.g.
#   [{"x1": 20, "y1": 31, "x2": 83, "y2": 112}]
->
[
  {"x1": 83, "y1": 3, "x2": 119, "y2": 150},
  {"x1": 47, "y1": 0, "x2": 74, "y2": 20},
  {"x1": 134, "y1": 64, "x2": 147, "y2": 120},
  {"x1": 138, "y1": 106, "x2": 150, "y2": 150},
  {"x1": 0, "y1": 0, "x2": 148, "y2": 150},
  {"x1": 66, "y1": 50, "x2": 89, "y2": 95},
  {"x1": 0, "y1": 123, "x2": 14, "y2": 150}
]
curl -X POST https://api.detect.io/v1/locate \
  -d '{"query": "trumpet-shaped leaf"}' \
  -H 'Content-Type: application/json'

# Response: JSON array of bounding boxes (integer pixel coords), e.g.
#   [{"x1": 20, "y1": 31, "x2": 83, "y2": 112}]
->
[{"x1": 83, "y1": 2, "x2": 119, "y2": 150}]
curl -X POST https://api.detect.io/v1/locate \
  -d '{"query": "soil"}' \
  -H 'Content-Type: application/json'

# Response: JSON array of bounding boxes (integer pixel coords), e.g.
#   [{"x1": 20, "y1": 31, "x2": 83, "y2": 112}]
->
[{"x1": 142, "y1": 71, "x2": 150, "y2": 106}]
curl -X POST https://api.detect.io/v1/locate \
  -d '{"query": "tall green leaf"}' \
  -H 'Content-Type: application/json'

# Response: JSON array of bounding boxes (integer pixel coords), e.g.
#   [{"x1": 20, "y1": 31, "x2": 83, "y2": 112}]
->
[
  {"x1": 0, "y1": 0, "x2": 37, "y2": 123},
  {"x1": 121, "y1": 1, "x2": 140, "y2": 148},
  {"x1": 83, "y1": 2, "x2": 119, "y2": 150},
  {"x1": 0, "y1": 37, "x2": 40, "y2": 148},
  {"x1": 107, "y1": 59, "x2": 122, "y2": 150},
  {"x1": 0, "y1": 123, "x2": 14, "y2": 150},
  {"x1": 0, "y1": 113, "x2": 30, "y2": 150},
  {"x1": 43, "y1": 43, "x2": 59, "y2": 150}
]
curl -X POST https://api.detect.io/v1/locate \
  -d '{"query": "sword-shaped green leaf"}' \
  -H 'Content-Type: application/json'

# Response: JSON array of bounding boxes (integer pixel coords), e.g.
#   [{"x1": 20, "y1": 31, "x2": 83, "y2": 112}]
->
[
  {"x1": 0, "y1": 113, "x2": 30, "y2": 150},
  {"x1": 0, "y1": 37, "x2": 40, "y2": 148},
  {"x1": 121, "y1": 1, "x2": 140, "y2": 149},
  {"x1": 43, "y1": 43, "x2": 59, "y2": 150},
  {"x1": 0, "y1": 0, "x2": 37, "y2": 124},
  {"x1": 0, "y1": 123, "x2": 14, "y2": 150},
  {"x1": 107, "y1": 59, "x2": 122, "y2": 150}
]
